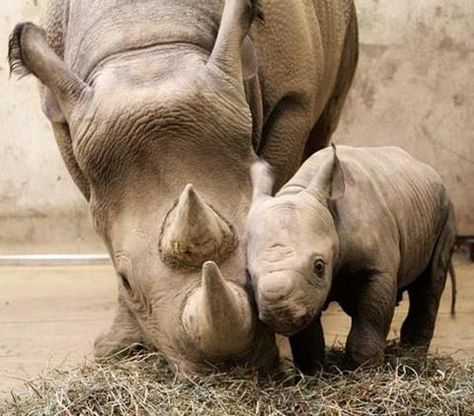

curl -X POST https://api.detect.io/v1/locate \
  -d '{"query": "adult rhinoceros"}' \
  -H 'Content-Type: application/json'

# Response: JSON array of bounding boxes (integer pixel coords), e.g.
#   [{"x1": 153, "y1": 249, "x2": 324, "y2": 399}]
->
[{"x1": 9, "y1": 0, "x2": 358, "y2": 374}]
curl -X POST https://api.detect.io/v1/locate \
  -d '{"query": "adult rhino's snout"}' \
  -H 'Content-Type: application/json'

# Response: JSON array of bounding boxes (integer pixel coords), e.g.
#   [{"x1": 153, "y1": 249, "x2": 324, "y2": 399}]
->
[
  {"x1": 182, "y1": 261, "x2": 254, "y2": 356},
  {"x1": 160, "y1": 184, "x2": 237, "y2": 268}
]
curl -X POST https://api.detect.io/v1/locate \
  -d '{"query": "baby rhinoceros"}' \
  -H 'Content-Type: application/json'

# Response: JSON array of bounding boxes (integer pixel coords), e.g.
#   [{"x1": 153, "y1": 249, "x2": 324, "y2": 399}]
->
[{"x1": 247, "y1": 145, "x2": 456, "y2": 374}]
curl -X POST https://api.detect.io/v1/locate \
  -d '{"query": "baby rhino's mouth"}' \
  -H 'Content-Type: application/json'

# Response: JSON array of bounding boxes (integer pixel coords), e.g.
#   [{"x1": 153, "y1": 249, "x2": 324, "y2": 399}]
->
[{"x1": 258, "y1": 304, "x2": 313, "y2": 336}]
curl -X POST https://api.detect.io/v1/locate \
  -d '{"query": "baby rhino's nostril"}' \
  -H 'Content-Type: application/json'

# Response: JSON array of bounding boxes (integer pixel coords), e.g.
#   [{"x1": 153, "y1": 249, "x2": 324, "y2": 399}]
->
[
  {"x1": 259, "y1": 275, "x2": 294, "y2": 301},
  {"x1": 293, "y1": 306, "x2": 312, "y2": 326}
]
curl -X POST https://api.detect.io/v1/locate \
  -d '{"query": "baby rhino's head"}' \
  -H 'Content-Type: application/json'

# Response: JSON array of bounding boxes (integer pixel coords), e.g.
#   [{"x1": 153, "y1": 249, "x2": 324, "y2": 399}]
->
[{"x1": 246, "y1": 148, "x2": 344, "y2": 336}]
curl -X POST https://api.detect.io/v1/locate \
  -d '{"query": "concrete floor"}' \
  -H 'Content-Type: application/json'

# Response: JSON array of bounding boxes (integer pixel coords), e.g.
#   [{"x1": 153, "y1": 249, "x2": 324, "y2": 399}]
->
[
  {"x1": 0, "y1": 265, "x2": 116, "y2": 398},
  {"x1": 1, "y1": 261, "x2": 473, "y2": 398}
]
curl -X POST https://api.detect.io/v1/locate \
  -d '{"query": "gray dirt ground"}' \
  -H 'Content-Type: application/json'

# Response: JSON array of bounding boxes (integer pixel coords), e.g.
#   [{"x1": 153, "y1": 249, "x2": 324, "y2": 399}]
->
[{"x1": 1, "y1": 260, "x2": 473, "y2": 399}]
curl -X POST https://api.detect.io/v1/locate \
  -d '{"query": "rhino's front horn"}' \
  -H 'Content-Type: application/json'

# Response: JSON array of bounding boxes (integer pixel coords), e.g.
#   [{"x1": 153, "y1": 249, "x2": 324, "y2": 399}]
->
[
  {"x1": 160, "y1": 184, "x2": 237, "y2": 268},
  {"x1": 182, "y1": 261, "x2": 253, "y2": 356}
]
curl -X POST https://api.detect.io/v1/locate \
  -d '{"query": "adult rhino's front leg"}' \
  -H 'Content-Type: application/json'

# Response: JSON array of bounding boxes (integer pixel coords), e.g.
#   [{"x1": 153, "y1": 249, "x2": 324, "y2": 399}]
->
[
  {"x1": 259, "y1": 100, "x2": 316, "y2": 190},
  {"x1": 259, "y1": 2, "x2": 359, "y2": 190},
  {"x1": 302, "y1": 5, "x2": 359, "y2": 161},
  {"x1": 211, "y1": 0, "x2": 306, "y2": 191}
]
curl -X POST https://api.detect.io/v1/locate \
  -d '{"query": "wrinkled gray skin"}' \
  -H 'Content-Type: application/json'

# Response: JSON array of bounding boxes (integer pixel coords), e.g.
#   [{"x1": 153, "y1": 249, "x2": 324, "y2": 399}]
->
[
  {"x1": 248, "y1": 145, "x2": 456, "y2": 374},
  {"x1": 8, "y1": 0, "x2": 358, "y2": 374}
]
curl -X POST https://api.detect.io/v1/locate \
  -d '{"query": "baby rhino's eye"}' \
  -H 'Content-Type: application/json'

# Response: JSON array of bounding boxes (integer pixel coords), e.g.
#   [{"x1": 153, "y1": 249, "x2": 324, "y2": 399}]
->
[{"x1": 313, "y1": 259, "x2": 326, "y2": 277}]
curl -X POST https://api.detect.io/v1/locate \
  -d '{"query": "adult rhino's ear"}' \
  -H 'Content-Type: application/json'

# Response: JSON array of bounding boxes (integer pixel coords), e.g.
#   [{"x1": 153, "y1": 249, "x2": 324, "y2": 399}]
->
[
  {"x1": 251, "y1": 160, "x2": 274, "y2": 203},
  {"x1": 8, "y1": 22, "x2": 92, "y2": 122},
  {"x1": 208, "y1": 0, "x2": 263, "y2": 90},
  {"x1": 307, "y1": 144, "x2": 345, "y2": 202},
  {"x1": 242, "y1": 36, "x2": 258, "y2": 81},
  {"x1": 242, "y1": 36, "x2": 263, "y2": 150}
]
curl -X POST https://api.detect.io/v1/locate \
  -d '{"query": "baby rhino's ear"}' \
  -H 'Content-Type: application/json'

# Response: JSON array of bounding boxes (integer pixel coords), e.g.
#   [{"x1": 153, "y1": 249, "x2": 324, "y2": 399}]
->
[
  {"x1": 308, "y1": 144, "x2": 345, "y2": 202},
  {"x1": 250, "y1": 160, "x2": 274, "y2": 203}
]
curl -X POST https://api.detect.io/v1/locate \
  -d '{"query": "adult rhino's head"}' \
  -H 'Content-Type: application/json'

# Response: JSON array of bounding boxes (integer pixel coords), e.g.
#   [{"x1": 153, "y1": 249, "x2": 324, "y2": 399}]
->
[{"x1": 9, "y1": 1, "x2": 277, "y2": 373}]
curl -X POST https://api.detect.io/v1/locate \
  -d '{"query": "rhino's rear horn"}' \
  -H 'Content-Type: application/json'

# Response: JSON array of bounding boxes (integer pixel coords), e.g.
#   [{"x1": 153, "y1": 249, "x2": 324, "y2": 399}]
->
[
  {"x1": 160, "y1": 184, "x2": 237, "y2": 269},
  {"x1": 182, "y1": 261, "x2": 253, "y2": 355}
]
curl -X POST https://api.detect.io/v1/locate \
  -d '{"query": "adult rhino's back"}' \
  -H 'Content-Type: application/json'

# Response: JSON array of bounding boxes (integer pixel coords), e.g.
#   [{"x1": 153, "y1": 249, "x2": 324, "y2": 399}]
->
[
  {"x1": 54, "y1": 0, "x2": 222, "y2": 79},
  {"x1": 46, "y1": 0, "x2": 354, "y2": 119}
]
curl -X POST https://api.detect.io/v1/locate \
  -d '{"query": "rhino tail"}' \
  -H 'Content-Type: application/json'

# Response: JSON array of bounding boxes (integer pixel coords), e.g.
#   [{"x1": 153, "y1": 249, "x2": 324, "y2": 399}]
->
[
  {"x1": 435, "y1": 201, "x2": 457, "y2": 319},
  {"x1": 448, "y1": 259, "x2": 457, "y2": 318}
]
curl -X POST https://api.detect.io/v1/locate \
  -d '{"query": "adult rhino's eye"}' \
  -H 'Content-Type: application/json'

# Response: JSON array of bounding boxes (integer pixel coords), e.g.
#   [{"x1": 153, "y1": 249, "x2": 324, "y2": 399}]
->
[
  {"x1": 313, "y1": 259, "x2": 325, "y2": 277},
  {"x1": 119, "y1": 273, "x2": 132, "y2": 292}
]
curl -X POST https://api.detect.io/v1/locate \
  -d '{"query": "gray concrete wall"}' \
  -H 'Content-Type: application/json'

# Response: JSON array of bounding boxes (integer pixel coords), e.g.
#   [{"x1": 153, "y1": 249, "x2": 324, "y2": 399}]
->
[
  {"x1": 0, "y1": 0, "x2": 473, "y2": 253},
  {"x1": 0, "y1": 1, "x2": 104, "y2": 253},
  {"x1": 335, "y1": 0, "x2": 474, "y2": 236}
]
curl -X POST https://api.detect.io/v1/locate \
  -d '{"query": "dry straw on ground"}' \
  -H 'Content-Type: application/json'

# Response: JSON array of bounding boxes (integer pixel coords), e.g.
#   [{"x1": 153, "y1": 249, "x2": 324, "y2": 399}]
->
[{"x1": 2, "y1": 345, "x2": 473, "y2": 416}]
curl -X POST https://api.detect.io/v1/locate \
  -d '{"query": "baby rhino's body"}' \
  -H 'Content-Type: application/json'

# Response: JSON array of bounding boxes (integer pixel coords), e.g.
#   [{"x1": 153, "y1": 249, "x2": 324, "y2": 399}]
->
[{"x1": 247, "y1": 145, "x2": 456, "y2": 374}]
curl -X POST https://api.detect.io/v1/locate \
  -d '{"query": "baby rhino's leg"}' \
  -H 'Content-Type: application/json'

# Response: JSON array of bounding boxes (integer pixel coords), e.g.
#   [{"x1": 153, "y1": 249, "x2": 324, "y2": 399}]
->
[
  {"x1": 401, "y1": 210, "x2": 456, "y2": 352},
  {"x1": 345, "y1": 273, "x2": 397, "y2": 369},
  {"x1": 400, "y1": 267, "x2": 442, "y2": 353},
  {"x1": 289, "y1": 315, "x2": 325, "y2": 375}
]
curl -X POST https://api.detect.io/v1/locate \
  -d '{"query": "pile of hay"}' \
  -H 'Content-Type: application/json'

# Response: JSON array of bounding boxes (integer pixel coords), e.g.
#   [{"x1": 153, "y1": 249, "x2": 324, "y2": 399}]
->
[{"x1": 2, "y1": 347, "x2": 473, "y2": 415}]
